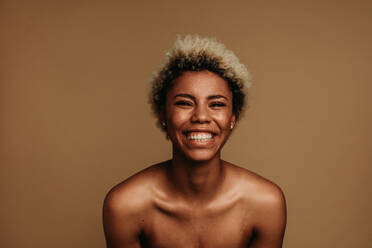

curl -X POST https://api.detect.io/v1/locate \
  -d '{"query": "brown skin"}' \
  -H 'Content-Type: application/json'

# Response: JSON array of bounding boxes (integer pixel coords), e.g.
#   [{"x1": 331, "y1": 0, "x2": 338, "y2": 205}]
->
[{"x1": 103, "y1": 71, "x2": 287, "y2": 248}]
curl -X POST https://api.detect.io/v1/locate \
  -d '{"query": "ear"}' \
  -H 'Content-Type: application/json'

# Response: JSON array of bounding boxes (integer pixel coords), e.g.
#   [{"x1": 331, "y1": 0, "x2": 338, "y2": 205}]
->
[
  {"x1": 158, "y1": 111, "x2": 167, "y2": 130},
  {"x1": 230, "y1": 114, "x2": 236, "y2": 130}
]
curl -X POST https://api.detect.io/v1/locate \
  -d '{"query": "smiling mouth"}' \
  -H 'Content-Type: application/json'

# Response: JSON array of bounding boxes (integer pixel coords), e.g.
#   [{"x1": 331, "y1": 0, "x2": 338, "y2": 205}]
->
[{"x1": 185, "y1": 132, "x2": 214, "y2": 142}]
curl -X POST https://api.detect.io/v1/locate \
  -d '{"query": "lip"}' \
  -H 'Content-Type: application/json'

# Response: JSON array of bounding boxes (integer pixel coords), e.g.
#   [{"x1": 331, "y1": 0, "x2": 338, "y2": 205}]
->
[
  {"x1": 181, "y1": 129, "x2": 217, "y2": 148},
  {"x1": 182, "y1": 129, "x2": 218, "y2": 136}
]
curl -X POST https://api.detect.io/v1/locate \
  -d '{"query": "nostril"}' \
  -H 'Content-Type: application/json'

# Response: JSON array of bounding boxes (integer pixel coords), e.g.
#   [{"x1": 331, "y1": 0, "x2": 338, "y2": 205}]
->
[
  {"x1": 191, "y1": 115, "x2": 211, "y2": 123},
  {"x1": 190, "y1": 106, "x2": 211, "y2": 123}
]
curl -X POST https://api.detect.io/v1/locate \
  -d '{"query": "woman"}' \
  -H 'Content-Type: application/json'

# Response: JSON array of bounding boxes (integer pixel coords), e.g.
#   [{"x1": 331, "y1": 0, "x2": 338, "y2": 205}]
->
[{"x1": 103, "y1": 35, "x2": 286, "y2": 248}]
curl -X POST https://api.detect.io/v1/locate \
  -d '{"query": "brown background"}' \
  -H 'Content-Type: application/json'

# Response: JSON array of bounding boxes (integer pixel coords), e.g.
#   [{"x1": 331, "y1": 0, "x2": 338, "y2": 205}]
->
[{"x1": 1, "y1": 0, "x2": 371, "y2": 247}]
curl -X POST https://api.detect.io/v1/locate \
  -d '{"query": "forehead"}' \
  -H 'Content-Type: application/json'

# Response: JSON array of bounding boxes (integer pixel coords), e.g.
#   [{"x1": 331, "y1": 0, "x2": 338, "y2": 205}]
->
[{"x1": 168, "y1": 70, "x2": 232, "y2": 98}]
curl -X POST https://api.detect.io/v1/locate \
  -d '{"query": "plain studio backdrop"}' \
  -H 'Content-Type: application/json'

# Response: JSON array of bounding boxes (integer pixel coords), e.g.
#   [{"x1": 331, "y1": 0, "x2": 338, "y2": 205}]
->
[{"x1": 1, "y1": 1, "x2": 371, "y2": 247}]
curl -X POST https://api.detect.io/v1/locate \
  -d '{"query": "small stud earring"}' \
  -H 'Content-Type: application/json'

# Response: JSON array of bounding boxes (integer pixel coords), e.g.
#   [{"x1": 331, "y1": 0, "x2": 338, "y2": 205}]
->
[
  {"x1": 230, "y1": 123, "x2": 234, "y2": 129},
  {"x1": 162, "y1": 122, "x2": 166, "y2": 127}
]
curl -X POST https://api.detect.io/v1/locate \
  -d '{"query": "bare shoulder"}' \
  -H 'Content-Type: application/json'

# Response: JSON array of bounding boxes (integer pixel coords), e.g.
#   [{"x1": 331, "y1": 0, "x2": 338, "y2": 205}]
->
[
  {"x1": 103, "y1": 161, "x2": 168, "y2": 212},
  {"x1": 103, "y1": 161, "x2": 169, "y2": 247},
  {"x1": 225, "y1": 162, "x2": 286, "y2": 215},
  {"x1": 225, "y1": 161, "x2": 287, "y2": 244}
]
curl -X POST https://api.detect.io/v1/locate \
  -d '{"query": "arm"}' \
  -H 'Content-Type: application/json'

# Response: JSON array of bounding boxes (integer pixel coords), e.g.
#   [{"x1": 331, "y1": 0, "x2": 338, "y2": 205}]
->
[
  {"x1": 103, "y1": 188, "x2": 143, "y2": 248},
  {"x1": 249, "y1": 185, "x2": 287, "y2": 248}
]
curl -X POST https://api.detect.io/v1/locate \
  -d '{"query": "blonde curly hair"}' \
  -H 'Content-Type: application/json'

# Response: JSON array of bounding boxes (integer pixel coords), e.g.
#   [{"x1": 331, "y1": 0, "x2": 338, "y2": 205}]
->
[{"x1": 149, "y1": 34, "x2": 251, "y2": 132}]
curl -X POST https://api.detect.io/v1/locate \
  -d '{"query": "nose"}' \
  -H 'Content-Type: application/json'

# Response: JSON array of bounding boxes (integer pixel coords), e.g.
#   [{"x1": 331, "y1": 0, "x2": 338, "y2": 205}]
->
[{"x1": 191, "y1": 104, "x2": 211, "y2": 124}]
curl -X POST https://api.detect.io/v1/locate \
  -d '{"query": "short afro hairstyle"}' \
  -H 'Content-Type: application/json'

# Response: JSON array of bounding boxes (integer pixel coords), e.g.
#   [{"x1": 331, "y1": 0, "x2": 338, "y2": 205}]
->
[{"x1": 149, "y1": 34, "x2": 251, "y2": 132}]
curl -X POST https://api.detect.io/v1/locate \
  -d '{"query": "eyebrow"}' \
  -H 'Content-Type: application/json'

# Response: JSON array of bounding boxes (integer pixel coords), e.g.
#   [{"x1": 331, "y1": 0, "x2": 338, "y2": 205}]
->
[{"x1": 174, "y1": 94, "x2": 228, "y2": 100}]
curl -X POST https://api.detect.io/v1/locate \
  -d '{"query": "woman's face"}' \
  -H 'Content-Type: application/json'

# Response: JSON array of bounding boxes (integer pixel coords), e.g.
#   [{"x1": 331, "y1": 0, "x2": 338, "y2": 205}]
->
[{"x1": 164, "y1": 70, "x2": 236, "y2": 162}]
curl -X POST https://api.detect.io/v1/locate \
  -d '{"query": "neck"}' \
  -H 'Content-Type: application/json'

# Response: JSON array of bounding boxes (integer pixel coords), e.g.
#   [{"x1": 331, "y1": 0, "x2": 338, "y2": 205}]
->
[{"x1": 167, "y1": 149, "x2": 226, "y2": 203}]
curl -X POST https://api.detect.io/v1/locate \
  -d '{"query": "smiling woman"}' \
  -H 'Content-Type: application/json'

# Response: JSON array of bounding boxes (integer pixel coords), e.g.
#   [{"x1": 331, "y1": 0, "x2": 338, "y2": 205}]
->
[
  {"x1": 165, "y1": 71, "x2": 235, "y2": 162},
  {"x1": 103, "y1": 35, "x2": 287, "y2": 248}
]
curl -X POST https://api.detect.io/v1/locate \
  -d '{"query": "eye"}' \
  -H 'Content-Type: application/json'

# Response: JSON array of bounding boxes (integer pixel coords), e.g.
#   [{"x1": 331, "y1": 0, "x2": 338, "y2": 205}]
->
[
  {"x1": 209, "y1": 101, "x2": 227, "y2": 107},
  {"x1": 175, "y1": 100, "x2": 193, "y2": 107}
]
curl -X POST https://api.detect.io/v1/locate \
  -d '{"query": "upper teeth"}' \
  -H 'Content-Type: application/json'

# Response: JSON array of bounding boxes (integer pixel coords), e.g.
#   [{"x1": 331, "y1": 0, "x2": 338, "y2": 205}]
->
[{"x1": 188, "y1": 134, "x2": 213, "y2": 140}]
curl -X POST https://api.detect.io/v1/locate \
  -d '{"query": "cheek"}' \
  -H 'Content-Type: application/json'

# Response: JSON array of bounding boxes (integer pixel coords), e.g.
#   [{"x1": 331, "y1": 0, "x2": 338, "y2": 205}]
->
[
  {"x1": 215, "y1": 112, "x2": 234, "y2": 129},
  {"x1": 166, "y1": 109, "x2": 190, "y2": 130}
]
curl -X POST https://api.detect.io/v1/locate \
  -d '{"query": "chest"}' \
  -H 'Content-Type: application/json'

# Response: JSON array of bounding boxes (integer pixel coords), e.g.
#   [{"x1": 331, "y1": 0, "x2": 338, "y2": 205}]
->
[{"x1": 141, "y1": 203, "x2": 254, "y2": 248}]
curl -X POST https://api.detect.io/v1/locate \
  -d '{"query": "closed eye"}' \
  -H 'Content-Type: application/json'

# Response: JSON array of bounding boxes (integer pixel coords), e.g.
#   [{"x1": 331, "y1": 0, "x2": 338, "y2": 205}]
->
[
  {"x1": 175, "y1": 100, "x2": 193, "y2": 106},
  {"x1": 209, "y1": 102, "x2": 227, "y2": 107}
]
